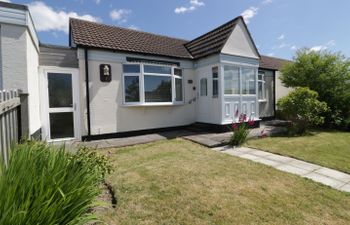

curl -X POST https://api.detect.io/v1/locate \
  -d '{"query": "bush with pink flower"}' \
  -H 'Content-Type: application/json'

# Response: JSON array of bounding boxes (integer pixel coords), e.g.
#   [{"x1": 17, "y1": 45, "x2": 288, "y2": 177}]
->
[{"x1": 230, "y1": 113, "x2": 256, "y2": 146}]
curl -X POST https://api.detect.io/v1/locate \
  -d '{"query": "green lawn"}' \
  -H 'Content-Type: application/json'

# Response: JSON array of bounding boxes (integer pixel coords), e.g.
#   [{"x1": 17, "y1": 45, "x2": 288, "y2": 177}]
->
[
  {"x1": 98, "y1": 139, "x2": 350, "y2": 225},
  {"x1": 245, "y1": 130, "x2": 350, "y2": 174}
]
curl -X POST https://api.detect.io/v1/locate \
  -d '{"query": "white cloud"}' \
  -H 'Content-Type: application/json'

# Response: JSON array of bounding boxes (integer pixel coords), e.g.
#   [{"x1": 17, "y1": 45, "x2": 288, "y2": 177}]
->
[
  {"x1": 175, "y1": 0, "x2": 205, "y2": 14},
  {"x1": 128, "y1": 25, "x2": 139, "y2": 30},
  {"x1": 262, "y1": 0, "x2": 273, "y2": 4},
  {"x1": 94, "y1": 0, "x2": 101, "y2": 4},
  {"x1": 310, "y1": 45, "x2": 327, "y2": 52},
  {"x1": 28, "y1": 1, "x2": 99, "y2": 34},
  {"x1": 277, "y1": 34, "x2": 285, "y2": 40},
  {"x1": 309, "y1": 40, "x2": 336, "y2": 52},
  {"x1": 327, "y1": 40, "x2": 336, "y2": 47},
  {"x1": 291, "y1": 45, "x2": 297, "y2": 50},
  {"x1": 0, "y1": 0, "x2": 11, "y2": 2},
  {"x1": 241, "y1": 7, "x2": 258, "y2": 24},
  {"x1": 110, "y1": 9, "x2": 131, "y2": 23},
  {"x1": 267, "y1": 52, "x2": 275, "y2": 56}
]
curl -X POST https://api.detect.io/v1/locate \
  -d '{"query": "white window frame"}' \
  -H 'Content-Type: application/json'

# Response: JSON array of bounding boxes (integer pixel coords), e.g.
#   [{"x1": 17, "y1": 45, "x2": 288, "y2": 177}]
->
[
  {"x1": 122, "y1": 63, "x2": 184, "y2": 106},
  {"x1": 258, "y1": 71, "x2": 266, "y2": 102}
]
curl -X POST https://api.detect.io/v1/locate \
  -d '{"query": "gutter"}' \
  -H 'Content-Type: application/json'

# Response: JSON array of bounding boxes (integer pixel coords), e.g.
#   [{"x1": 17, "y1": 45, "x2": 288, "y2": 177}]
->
[{"x1": 84, "y1": 47, "x2": 92, "y2": 139}]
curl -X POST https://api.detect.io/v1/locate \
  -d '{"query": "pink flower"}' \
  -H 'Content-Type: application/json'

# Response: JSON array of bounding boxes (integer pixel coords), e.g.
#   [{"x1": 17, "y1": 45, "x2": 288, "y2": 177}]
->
[
  {"x1": 232, "y1": 123, "x2": 238, "y2": 130},
  {"x1": 248, "y1": 119, "x2": 255, "y2": 127}
]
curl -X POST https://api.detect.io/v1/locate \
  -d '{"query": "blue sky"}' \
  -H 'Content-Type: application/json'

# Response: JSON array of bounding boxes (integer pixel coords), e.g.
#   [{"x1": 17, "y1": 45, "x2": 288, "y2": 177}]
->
[{"x1": 3, "y1": 0, "x2": 350, "y2": 59}]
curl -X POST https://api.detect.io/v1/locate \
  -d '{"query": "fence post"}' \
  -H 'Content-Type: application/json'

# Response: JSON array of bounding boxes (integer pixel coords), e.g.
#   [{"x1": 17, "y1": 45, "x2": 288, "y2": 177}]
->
[{"x1": 18, "y1": 90, "x2": 29, "y2": 140}]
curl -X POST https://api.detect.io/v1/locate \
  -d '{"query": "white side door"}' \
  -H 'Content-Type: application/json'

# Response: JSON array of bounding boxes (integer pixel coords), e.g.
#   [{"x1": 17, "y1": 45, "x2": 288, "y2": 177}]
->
[
  {"x1": 41, "y1": 68, "x2": 80, "y2": 141},
  {"x1": 196, "y1": 74, "x2": 210, "y2": 122}
]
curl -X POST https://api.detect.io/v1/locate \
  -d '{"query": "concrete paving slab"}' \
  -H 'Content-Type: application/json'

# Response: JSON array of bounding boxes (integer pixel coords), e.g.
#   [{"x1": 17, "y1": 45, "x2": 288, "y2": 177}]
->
[
  {"x1": 338, "y1": 184, "x2": 350, "y2": 192},
  {"x1": 276, "y1": 164, "x2": 310, "y2": 176},
  {"x1": 314, "y1": 167, "x2": 350, "y2": 183},
  {"x1": 304, "y1": 172, "x2": 346, "y2": 188},
  {"x1": 288, "y1": 160, "x2": 321, "y2": 171},
  {"x1": 265, "y1": 154, "x2": 294, "y2": 163},
  {"x1": 238, "y1": 153, "x2": 261, "y2": 161},
  {"x1": 255, "y1": 158, "x2": 283, "y2": 167},
  {"x1": 248, "y1": 149, "x2": 275, "y2": 157}
]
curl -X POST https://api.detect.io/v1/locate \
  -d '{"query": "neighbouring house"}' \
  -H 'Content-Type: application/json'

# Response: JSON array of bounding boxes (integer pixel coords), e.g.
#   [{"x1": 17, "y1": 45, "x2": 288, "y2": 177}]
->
[{"x1": 0, "y1": 2, "x2": 291, "y2": 142}]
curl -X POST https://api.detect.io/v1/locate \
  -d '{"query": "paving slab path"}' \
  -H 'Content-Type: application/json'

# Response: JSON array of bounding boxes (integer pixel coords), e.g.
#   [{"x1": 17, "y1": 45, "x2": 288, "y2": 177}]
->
[{"x1": 213, "y1": 146, "x2": 350, "y2": 193}]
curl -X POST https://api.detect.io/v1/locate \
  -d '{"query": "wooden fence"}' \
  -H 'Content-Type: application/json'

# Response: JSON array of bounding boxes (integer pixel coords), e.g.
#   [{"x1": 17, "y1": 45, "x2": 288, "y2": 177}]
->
[{"x1": 0, "y1": 90, "x2": 21, "y2": 164}]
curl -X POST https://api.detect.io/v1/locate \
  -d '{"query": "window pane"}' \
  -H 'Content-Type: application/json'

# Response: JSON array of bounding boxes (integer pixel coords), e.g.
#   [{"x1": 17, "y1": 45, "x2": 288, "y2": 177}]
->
[
  {"x1": 144, "y1": 65, "x2": 171, "y2": 74},
  {"x1": 144, "y1": 75, "x2": 172, "y2": 102},
  {"x1": 174, "y1": 68, "x2": 183, "y2": 76},
  {"x1": 48, "y1": 73, "x2": 72, "y2": 108},
  {"x1": 213, "y1": 80, "x2": 218, "y2": 97},
  {"x1": 200, "y1": 78, "x2": 207, "y2": 96},
  {"x1": 224, "y1": 66, "x2": 239, "y2": 94},
  {"x1": 212, "y1": 66, "x2": 218, "y2": 79},
  {"x1": 258, "y1": 82, "x2": 264, "y2": 100},
  {"x1": 50, "y1": 112, "x2": 74, "y2": 139},
  {"x1": 123, "y1": 64, "x2": 140, "y2": 73},
  {"x1": 124, "y1": 76, "x2": 140, "y2": 102},
  {"x1": 175, "y1": 78, "x2": 183, "y2": 101},
  {"x1": 242, "y1": 68, "x2": 256, "y2": 94}
]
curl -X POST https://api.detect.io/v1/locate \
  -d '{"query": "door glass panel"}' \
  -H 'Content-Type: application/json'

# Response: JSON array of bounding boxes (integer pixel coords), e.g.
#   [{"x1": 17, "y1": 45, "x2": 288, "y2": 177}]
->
[
  {"x1": 50, "y1": 112, "x2": 74, "y2": 139},
  {"x1": 48, "y1": 73, "x2": 73, "y2": 108}
]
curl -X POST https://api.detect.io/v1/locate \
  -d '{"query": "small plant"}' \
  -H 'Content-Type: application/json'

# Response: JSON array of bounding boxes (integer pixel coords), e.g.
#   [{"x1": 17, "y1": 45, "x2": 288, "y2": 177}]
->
[
  {"x1": 70, "y1": 146, "x2": 113, "y2": 181},
  {"x1": 0, "y1": 141, "x2": 112, "y2": 225},
  {"x1": 230, "y1": 113, "x2": 255, "y2": 146}
]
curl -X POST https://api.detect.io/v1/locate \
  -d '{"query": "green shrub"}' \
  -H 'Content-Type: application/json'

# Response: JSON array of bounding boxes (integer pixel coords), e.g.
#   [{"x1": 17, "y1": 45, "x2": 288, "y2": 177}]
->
[
  {"x1": 277, "y1": 87, "x2": 329, "y2": 135},
  {"x1": 281, "y1": 49, "x2": 350, "y2": 126},
  {"x1": 0, "y1": 142, "x2": 109, "y2": 225}
]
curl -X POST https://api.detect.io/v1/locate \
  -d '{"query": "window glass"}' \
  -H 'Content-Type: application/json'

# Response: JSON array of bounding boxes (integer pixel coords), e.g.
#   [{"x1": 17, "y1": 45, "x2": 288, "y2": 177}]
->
[
  {"x1": 212, "y1": 67, "x2": 219, "y2": 97},
  {"x1": 144, "y1": 75, "x2": 172, "y2": 102},
  {"x1": 48, "y1": 73, "x2": 73, "y2": 108},
  {"x1": 174, "y1": 68, "x2": 182, "y2": 76},
  {"x1": 258, "y1": 71, "x2": 265, "y2": 100},
  {"x1": 200, "y1": 78, "x2": 208, "y2": 96},
  {"x1": 144, "y1": 65, "x2": 171, "y2": 74},
  {"x1": 224, "y1": 66, "x2": 239, "y2": 94},
  {"x1": 123, "y1": 64, "x2": 140, "y2": 73},
  {"x1": 124, "y1": 76, "x2": 140, "y2": 102},
  {"x1": 242, "y1": 68, "x2": 256, "y2": 94},
  {"x1": 175, "y1": 78, "x2": 183, "y2": 101},
  {"x1": 212, "y1": 67, "x2": 218, "y2": 79}
]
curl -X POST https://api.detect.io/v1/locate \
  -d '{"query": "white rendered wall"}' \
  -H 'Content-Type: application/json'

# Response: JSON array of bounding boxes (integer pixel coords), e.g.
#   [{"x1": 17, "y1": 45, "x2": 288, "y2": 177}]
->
[
  {"x1": 78, "y1": 49, "x2": 197, "y2": 135},
  {"x1": 221, "y1": 19, "x2": 259, "y2": 59},
  {"x1": 26, "y1": 31, "x2": 41, "y2": 134}
]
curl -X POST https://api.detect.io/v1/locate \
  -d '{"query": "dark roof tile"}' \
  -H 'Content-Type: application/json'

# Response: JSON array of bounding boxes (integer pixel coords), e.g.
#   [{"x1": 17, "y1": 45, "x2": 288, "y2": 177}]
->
[
  {"x1": 260, "y1": 55, "x2": 292, "y2": 70},
  {"x1": 70, "y1": 18, "x2": 192, "y2": 59}
]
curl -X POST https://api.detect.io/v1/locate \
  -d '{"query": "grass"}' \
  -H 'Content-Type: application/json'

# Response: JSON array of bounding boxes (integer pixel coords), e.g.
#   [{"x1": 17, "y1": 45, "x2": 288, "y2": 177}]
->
[
  {"x1": 245, "y1": 130, "x2": 350, "y2": 174},
  {"x1": 98, "y1": 138, "x2": 350, "y2": 225}
]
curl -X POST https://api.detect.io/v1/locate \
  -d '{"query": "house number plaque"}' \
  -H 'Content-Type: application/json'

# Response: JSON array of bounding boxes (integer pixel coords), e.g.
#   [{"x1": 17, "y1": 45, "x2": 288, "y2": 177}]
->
[{"x1": 100, "y1": 64, "x2": 112, "y2": 82}]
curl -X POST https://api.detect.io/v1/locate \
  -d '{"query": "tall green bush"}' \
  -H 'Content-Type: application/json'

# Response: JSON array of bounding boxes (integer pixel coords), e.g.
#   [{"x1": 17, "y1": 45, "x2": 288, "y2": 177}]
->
[
  {"x1": 281, "y1": 49, "x2": 350, "y2": 126},
  {"x1": 0, "y1": 141, "x2": 109, "y2": 225},
  {"x1": 277, "y1": 87, "x2": 329, "y2": 134}
]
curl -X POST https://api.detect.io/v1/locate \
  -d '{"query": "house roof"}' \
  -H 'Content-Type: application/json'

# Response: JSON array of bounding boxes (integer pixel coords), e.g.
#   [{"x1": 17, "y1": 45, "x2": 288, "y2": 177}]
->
[
  {"x1": 260, "y1": 55, "x2": 292, "y2": 71},
  {"x1": 69, "y1": 16, "x2": 251, "y2": 60},
  {"x1": 70, "y1": 17, "x2": 289, "y2": 68},
  {"x1": 184, "y1": 17, "x2": 239, "y2": 59},
  {"x1": 70, "y1": 18, "x2": 192, "y2": 59}
]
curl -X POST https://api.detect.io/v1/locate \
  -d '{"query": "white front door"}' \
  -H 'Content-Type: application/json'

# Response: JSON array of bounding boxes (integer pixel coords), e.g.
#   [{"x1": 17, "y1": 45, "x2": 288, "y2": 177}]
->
[
  {"x1": 196, "y1": 74, "x2": 210, "y2": 122},
  {"x1": 41, "y1": 68, "x2": 80, "y2": 141}
]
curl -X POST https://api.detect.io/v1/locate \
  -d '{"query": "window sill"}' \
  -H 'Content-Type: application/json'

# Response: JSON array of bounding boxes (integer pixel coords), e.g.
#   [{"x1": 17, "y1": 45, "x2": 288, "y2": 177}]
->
[
  {"x1": 122, "y1": 102, "x2": 185, "y2": 107},
  {"x1": 258, "y1": 99, "x2": 267, "y2": 103}
]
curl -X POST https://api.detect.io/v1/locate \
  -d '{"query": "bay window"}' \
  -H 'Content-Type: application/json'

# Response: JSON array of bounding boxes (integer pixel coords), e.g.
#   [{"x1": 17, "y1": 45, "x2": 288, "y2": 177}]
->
[
  {"x1": 123, "y1": 63, "x2": 184, "y2": 105},
  {"x1": 224, "y1": 65, "x2": 257, "y2": 95}
]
